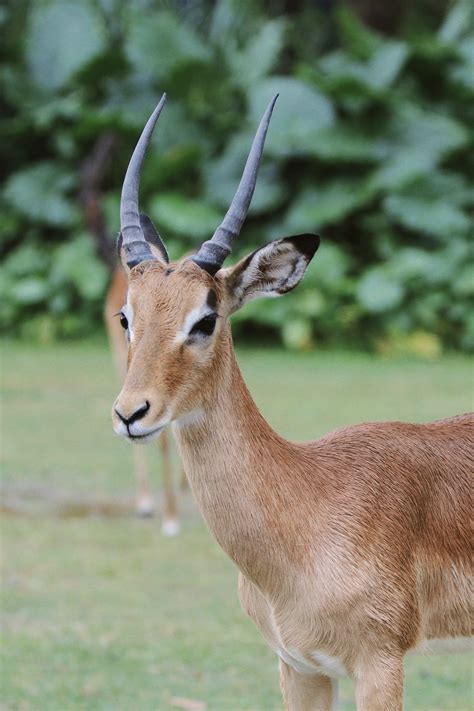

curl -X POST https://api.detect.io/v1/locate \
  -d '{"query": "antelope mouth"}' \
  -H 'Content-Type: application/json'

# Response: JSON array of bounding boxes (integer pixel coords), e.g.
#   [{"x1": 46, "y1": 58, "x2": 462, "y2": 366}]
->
[{"x1": 128, "y1": 425, "x2": 165, "y2": 443}]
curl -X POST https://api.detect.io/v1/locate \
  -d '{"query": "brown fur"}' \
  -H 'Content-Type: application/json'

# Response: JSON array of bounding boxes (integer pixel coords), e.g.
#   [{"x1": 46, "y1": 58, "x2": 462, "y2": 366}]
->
[
  {"x1": 113, "y1": 257, "x2": 472, "y2": 710},
  {"x1": 104, "y1": 266, "x2": 183, "y2": 522}
]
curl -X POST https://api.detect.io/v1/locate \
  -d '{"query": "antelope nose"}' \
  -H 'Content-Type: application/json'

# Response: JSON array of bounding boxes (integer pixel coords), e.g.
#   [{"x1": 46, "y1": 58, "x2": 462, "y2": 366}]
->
[{"x1": 114, "y1": 401, "x2": 150, "y2": 426}]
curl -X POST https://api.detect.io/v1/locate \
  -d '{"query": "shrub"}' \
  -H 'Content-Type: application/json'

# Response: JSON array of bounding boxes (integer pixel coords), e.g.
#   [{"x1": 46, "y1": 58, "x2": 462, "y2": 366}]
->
[{"x1": 1, "y1": 0, "x2": 473, "y2": 351}]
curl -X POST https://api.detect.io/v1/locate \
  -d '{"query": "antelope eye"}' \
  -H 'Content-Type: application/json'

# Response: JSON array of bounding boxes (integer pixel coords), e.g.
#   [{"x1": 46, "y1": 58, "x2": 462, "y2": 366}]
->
[
  {"x1": 119, "y1": 313, "x2": 129, "y2": 330},
  {"x1": 189, "y1": 313, "x2": 217, "y2": 337}
]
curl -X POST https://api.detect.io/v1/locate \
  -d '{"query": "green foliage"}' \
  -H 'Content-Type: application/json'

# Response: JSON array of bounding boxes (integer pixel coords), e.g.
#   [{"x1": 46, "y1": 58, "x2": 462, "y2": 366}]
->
[
  {"x1": 26, "y1": 0, "x2": 106, "y2": 91},
  {"x1": 1, "y1": 235, "x2": 108, "y2": 342},
  {"x1": 150, "y1": 193, "x2": 222, "y2": 241},
  {"x1": 4, "y1": 162, "x2": 79, "y2": 226},
  {"x1": 1, "y1": 0, "x2": 473, "y2": 351}
]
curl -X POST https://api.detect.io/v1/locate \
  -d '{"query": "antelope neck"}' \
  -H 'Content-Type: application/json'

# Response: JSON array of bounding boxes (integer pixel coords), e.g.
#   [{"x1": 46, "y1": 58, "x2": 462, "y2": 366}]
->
[{"x1": 173, "y1": 343, "x2": 300, "y2": 588}]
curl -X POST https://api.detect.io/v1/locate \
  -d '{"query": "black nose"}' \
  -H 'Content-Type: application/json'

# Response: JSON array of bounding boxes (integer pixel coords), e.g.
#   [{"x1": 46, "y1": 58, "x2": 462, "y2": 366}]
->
[{"x1": 115, "y1": 401, "x2": 150, "y2": 426}]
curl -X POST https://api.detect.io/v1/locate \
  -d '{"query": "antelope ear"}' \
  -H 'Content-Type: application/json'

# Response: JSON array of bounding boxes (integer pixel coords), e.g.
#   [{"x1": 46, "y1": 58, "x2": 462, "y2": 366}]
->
[
  {"x1": 117, "y1": 213, "x2": 169, "y2": 273},
  {"x1": 221, "y1": 234, "x2": 320, "y2": 314}
]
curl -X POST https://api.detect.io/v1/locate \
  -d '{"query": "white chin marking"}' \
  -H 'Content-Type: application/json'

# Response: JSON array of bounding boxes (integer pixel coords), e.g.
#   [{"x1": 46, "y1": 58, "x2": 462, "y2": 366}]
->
[
  {"x1": 161, "y1": 518, "x2": 180, "y2": 537},
  {"x1": 128, "y1": 425, "x2": 165, "y2": 444},
  {"x1": 114, "y1": 422, "x2": 128, "y2": 438}
]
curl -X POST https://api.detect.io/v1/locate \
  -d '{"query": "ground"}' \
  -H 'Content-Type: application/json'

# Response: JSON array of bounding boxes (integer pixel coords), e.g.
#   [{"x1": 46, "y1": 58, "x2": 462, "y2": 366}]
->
[{"x1": 1, "y1": 340, "x2": 472, "y2": 710}]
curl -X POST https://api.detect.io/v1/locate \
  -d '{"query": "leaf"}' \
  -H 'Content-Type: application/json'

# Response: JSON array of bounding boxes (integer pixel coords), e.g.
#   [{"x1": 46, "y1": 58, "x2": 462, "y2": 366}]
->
[
  {"x1": 387, "y1": 104, "x2": 469, "y2": 160},
  {"x1": 409, "y1": 33, "x2": 458, "y2": 61},
  {"x1": 2, "y1": 245, "x2": 49, "y2": 277},
  {"x1": 282, "y1": 319, "x2": 313, "y2": 351},
  {"x1": 309, "y1": 243, "x2": 351, "y2": 290},
  {"x1": 11, "y1": 277, "x2": 48, "y2": 305},
  {"x1": 308, "y1": 124, "x2": 385, "y2": 162},
  {"x1": 3, "y1": 163, "x2": 79, "y2": 227},
  {"x1": 317, "y1": 46, "x2": 406, "y2": 101},
  {"x1": 370, "y1": 105, "x2": 470, "y2": 190},
  {"x1": 228, "y1": 19, "x2": 286, "y2": 90},
  {"x1": 51, "y1": 234, "x2": 108, "y2": 300},
  {"x1": 232, "y1": 294, "x2": 290, "y2": 328},
  {"x1": 386, "y1": 246, "x2": 467, "y2": 288},
  {"x1": 453, "y1": 265, "x2": 474, "y2": 297},
  {"x1": 26, "y1": 0, "x2": 106, "y2": 91},
  {"x1": 125, "y1": 10, "x2": 210, "y2": 82},
  {"x1": 387, "y1": 248, "x2": 438, "y2": 282},
  {"x1": 357, "y1": 267, "x2": 404, "y2": 313},
  {"x1": 368, "y1": 151, "x2": 435, "y2": 192},
  {"x1": 438, "y1": 0, "x2": 473, "y2": 43},
  {"x1": 365, "y1": 41, "x2": 409, "y2": 90},
  {"x1": 149, "y1": 193, "x2": 222, "y2": 242},
  {"x1": 404, "y1": 171, "x2": 473, "y2": 208},
  {"x1": 448, "y1": 36, "x2": 474, "y2": 94},
  {"x1": 383, "y1": 196, "x2": 470, "y2": 238},
  {"x1": 295, "y1": 289, "x2": 325, "y2": 317},
  {"x1": 285, "y1": 179, "x2": 375, "y2": 231},
  {"x1": 318, "y1": 40, "x2": 410, "y2": 98},
  {"x1": 249, "y1": 77, "x2": 334, "y2": 158},
  {"x1": 319, "y1": 50, "x2": 370, "y2": 90},
  {"x1": 335, "y1": 5, "x2": 382, "y2": 59}
]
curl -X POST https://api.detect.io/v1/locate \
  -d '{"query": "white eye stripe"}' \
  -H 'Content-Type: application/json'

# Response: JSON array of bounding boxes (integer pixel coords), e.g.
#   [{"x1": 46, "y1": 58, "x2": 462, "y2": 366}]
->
[
  {"x1": 175, "y1": 306, "x2": 215, "y2": 344},
  {"x1": 124, "y1": 295, "x2": 134, "y2": 341},
  {"x1": 125, "y1": 296, "x2": 215, "y2": 345}
]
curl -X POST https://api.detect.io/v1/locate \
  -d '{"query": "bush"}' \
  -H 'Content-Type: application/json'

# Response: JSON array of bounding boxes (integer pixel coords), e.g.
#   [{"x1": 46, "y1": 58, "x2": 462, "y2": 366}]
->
[{"x1": 1, "y1": 0, "x2": 473, "y2": 351}]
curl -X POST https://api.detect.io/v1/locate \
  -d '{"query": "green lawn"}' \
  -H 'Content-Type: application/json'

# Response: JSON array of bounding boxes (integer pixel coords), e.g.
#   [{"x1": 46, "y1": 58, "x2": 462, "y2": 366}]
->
[{"x1": 1, "y1": 340, "x2": 472, "y2": 710}]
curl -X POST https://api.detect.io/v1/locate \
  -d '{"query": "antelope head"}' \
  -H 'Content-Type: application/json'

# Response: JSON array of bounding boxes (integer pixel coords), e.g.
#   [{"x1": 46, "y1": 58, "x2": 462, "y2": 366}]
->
[{"x1": 112, "y1": 94, "x2": 320, "y2": 442}]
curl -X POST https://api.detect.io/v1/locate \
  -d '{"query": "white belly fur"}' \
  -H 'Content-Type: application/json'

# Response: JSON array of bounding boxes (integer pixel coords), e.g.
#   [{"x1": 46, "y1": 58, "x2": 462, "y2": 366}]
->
[{"x1": 276, "y1": 637, "x2": 471, "y2": 680}]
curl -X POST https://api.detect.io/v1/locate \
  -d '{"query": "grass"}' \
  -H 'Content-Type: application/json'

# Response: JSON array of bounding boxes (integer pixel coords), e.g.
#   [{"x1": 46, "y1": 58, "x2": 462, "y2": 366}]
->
[{"x1": 1, "y1": 339, "x2": 473, "y2": 710}]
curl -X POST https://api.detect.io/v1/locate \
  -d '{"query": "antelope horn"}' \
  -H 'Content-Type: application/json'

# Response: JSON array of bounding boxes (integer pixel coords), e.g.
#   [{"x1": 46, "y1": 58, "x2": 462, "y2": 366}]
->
[
  {"x1": 120, "y1": 94, "x2": 167, "y2": 268},
  {"x1": 192, "y1": 94, "x2": 279, "y2": 276}
]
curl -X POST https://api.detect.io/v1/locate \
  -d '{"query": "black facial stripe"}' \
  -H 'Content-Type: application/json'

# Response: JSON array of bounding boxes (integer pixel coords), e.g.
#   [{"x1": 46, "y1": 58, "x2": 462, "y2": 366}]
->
[{"x1": 207, "y1": 289, "x2": 217, "y2": 310}]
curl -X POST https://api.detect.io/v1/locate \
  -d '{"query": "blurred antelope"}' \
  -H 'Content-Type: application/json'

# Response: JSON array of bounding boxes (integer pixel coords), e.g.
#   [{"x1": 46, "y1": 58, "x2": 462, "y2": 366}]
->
[
  {"x1": 80, "y1": 136, "x2": 182, "y2": 533},
  {"x1": 111, "y1": 94, "x2": 472, "y2": 710}
]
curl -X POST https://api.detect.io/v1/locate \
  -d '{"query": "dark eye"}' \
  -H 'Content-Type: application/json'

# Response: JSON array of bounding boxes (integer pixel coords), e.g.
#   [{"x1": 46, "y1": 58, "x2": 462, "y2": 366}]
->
[
  {"x1": 119, "y1": 313, "x2": 128, "y2": 330},
  {"x1": 189, "y1": 313, "x2": 217, "y2": 337}
]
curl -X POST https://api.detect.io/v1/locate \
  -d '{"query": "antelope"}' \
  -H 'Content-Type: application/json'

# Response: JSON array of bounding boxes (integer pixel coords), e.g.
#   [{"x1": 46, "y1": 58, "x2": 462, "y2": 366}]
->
[
  {"x1": 104, "y1": 266, "x2": 183, "y2": 532},
  {"x1": 111, "y1": 94, "x2": 472, "y2": 710},
  {"x1": 80, "y1": 133, "x2": 183, "y2": 531}
]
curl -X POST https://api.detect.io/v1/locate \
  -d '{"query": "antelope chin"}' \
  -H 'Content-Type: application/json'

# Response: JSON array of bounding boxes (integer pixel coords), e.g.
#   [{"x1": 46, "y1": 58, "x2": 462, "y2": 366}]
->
[
  {"x1": 127, "y1": 425, "x2": 165, "y2": 444},
  {"x1": 113, "y1": 418, "x2": 166, "y2": 444}
]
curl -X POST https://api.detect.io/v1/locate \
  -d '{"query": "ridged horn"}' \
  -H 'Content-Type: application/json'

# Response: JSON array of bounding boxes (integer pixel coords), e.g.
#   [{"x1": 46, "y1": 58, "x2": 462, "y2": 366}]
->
[
  {"x1": 120, "y1": 94, "x2": 166, "y2": 268},
  {"x1": 192, "y1": 94, "x2": 278, "y2": 276}
]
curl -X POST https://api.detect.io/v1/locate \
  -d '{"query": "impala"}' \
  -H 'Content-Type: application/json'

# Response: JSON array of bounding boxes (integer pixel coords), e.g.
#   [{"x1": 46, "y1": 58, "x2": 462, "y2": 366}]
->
[
  {"x1": 105, "y1": 265, "x2": 182, "y2": 532},
  {"x1": 111, "y1": 94, "x2": 472, "y2": 710}
]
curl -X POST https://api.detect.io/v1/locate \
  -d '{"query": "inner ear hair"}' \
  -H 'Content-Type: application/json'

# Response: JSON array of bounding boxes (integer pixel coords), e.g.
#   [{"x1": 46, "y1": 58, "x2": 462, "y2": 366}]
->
[
  {"x1": 224, "y1": 233, "x2": 320, "y2": 312},
  {"x1": 139, "y1": 213, "x2": 169, "y2": 263}
]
